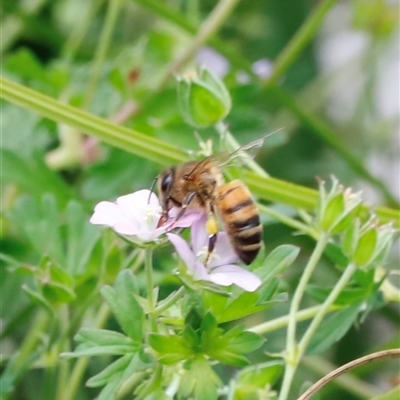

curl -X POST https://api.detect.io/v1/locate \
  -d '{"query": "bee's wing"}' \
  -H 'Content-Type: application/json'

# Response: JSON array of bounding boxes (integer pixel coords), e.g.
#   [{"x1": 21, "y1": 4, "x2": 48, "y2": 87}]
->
[
  {"x1": 217, "y1": 135, "x2": 266, "y2": 169},
  {"x1": 186, "y1": 133, "x2": 275, "y2": 178}
]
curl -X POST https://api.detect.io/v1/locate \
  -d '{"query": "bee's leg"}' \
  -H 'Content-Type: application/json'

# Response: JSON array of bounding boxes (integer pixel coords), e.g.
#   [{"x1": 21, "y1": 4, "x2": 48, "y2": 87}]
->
[
  {"x1": 174, "y1": 192, "x2": 197, "y2": 221},
  {"x1": 204, "y1": 207, "x2": 218, "y2": 266}
]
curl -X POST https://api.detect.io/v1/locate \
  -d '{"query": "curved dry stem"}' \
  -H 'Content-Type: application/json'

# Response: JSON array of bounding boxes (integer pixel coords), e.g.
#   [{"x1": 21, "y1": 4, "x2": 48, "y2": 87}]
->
[{"x1": 297, "y1": 348, "x2": 400, "y2": 400}]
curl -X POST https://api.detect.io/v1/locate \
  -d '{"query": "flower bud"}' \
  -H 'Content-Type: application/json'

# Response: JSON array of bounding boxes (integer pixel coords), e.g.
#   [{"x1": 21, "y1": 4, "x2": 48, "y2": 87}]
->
[
  {"x1": 316, "y1": 177, "x2": 363, "y2": 234},
  {"x1": 176, "y1": 67, "x2": 231, "y2": 128},
  {"x1": 352, "y1": 220, "x2": 395, "y2": 269}
]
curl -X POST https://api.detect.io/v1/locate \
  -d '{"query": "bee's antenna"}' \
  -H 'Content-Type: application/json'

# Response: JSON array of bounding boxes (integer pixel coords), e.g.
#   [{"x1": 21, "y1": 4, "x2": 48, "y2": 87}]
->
[{"x1": 148, "y1": 176, "x2": 158, "y2": 204}]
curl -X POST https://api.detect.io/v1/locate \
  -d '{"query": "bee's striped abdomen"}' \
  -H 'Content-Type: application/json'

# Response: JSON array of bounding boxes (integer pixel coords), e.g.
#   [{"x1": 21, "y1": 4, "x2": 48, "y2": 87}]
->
[{"x1": 217, "y1": 180, "x2": 262, "y2": 265}]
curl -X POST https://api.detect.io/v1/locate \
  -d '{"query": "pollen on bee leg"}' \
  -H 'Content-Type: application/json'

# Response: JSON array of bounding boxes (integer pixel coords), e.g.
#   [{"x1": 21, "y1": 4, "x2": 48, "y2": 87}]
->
[{"x1": 206, "y1": 214, "x2": 218, "y2": 235}]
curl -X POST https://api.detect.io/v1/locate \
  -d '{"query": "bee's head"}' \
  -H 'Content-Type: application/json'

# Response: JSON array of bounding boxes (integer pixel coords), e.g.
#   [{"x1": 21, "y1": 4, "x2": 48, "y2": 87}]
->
[{"x1": 158, "y1": 168, "x2": 174, "y2": 199}]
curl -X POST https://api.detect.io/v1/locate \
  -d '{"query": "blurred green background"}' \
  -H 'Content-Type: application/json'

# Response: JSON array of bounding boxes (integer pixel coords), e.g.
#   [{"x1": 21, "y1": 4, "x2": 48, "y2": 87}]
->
[{"x1": 1, "y1": 0, "x2": 399, "y2": 399}]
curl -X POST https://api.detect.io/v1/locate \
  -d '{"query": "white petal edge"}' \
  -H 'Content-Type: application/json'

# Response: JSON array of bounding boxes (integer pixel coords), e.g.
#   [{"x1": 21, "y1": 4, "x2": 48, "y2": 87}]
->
[
  {"x1": 210, "y1": 265, "x2": 262, "y2": 292},
  {"x1": 90, "y1": 201, "x2": 139, "y2": 235},
  {"x1": 167, "y1": 233, "x2": 196, "y2": 273}
]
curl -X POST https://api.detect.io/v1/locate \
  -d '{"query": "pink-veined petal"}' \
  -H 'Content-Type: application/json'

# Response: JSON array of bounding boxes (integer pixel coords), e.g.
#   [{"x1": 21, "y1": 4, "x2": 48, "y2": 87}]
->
[
  {"x1": 209, "y1": 232, "x2": 239, "y2": 267},
  {"x1": 171, "y1": 211, "x2": 204, "y2": 228},
  {"x1": 191, "y1": 213, "x2": 209, "y2": 254},
  {"x1": 192, "y1": 261, "x2": 212, "y2": 281},
  {"x1": 116, "y1": 191, "x2": 161, "y2": 230},
  {"x1": 167, "y1": 233, "x2": 196, "y2": 273},
  {"x1": 209, "y1": 265, "x2": 262, "y2": 292}
]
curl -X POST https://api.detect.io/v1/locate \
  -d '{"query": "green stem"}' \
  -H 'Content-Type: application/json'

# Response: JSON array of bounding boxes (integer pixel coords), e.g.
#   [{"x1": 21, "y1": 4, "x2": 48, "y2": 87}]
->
[
  {"x1": 265, "y1": 0, "x2": 339, "y2": 86},
  {"x1": 1, "y1": 76, "x2": 399, "y2": 226},
  {"x1": 248, "y1": 304, "x2": 340, "y2": 335},
  {"x1": 279, "y1": 232, "x2": 330, "y2": 400},
  {"x1": 154, "y1": 287, "x2": 186, "y2": 317},
  {"x1": 298, "y1": 263, "x2": 357, "y2": 356},
  {"x1": 83, "y1": 0, "x2": 123, "y2": 110},
  {"x1": 63, "y1": 0, "x2": 105, "y2": 58},
  {"x1": 145, "y1": 248, "x2": 157, "y2": 331},
  {"x1": 12, "y1": 310, "x2": 49, "y2": 370},
  {"x1": 133, "y1": 0, "x2": 254, "y2": 75},
  {"x1": 159, "y1": 0, "x2": 241, "y2": 87},
  {"x1": 55, "y1": 306, "x2": 71, "y2": 400}
]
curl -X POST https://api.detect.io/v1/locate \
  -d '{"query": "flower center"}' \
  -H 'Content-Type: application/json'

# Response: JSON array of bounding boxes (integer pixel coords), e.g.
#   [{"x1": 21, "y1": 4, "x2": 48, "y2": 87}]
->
[
  {"x1": 143, "y1": 205, "x2": 162, "y2": 229},
  {"x1": 196, "y1": 245, "x2": 219, "y2": 268}
]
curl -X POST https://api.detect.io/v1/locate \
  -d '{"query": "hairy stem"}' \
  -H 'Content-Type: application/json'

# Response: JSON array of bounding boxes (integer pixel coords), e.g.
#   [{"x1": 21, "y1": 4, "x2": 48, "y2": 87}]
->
[
  {"x1": 60, "y1": 303, "x2": 110, "y2": 400},
  {"x1": 298, "y1": 263, "x2": 357, "y2": 356},
  {"x1": 265, "y1": 0, "x2": 339, "y2": 86},
  {"x1": 248, "y1": 304, "x2": 340, "y2": 335},
  {"x1": 145, "y1": 248, "x2": 157, "y2": 331},
  {"x1": 160, "y1": 0, "x2": 241, "y2": 87},
  {"x1": 279, "y1": 232, "x2": 329, "y2": 400}
]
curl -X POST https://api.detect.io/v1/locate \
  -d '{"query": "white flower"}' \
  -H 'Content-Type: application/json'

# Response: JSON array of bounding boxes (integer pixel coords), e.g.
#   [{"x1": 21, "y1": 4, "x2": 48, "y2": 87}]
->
[{"x1": 90, "y1": 190, "x2": 200, "y2": 244}]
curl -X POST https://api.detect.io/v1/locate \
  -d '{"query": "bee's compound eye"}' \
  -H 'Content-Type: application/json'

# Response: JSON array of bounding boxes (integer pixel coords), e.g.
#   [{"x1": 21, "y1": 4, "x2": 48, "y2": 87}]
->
[{"x1": 161, "y1": 173, "x2": 173, "y2": 192}]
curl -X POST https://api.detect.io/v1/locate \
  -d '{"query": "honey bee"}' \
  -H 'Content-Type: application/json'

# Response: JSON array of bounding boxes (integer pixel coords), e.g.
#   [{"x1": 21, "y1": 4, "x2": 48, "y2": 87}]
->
[{"x1": 157, "y1": 137, "x2": 265, "y2": 265}]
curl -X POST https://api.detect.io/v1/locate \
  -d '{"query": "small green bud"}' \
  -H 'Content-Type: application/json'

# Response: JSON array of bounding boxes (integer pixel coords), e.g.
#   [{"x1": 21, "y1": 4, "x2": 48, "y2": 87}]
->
[
  {"x1": 342, "y1": 219, "x2": 361, "y2": 258},
  {"x1": 351, "y1": 219, "x2": 396, "y2": 269},
  {"x1": 353, "y1": 221, "x2": 378, "y2": 267},
  {"x1": 316, "y1": 177, "x2": 363, "y2": 234},
  {"x1": 176, "y1": 67, "x2": 231, "y2": 128}
]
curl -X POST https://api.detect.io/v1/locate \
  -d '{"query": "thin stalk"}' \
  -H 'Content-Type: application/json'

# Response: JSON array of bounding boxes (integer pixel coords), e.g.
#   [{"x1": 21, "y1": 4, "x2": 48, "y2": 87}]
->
[
  {"x1": 298, "y1": 263, "x2": 357, "y2": 356},
  {"x1": 154, "y1": 287, "x2": 186, "y2": 317},
  {"x1": 63, "y1": 0, "x2": 105, "y2": 58},
  {"x1": 55, "y1": 305, "x2": 71, "y2": 400},
  {"x1": 279, "y1": 232, "x2": 330, "y2": 400},
  {"x1": 159, "y1": 0, "x2": 241, "y2": 87},
  {"x1": 248, "y1": 304, "x2": 340, "y2": 335},
  {"x1": 265, "y1": 0, "x2": 339, "y2": 86},
  {"x1": 299, "y1": 349, "x2": 400, "y2": 400},
  {"x1": 60, "y1": 303, "x2": 110, "y2": 400},
  {"x1": 83, "y1": 0, "x2": 123, "y2": 110},
  {"x1": 12, "y1": 310, "x2": 49, "y2": 371},
  {"x1": 145, "y1": 248, "x2": 157, "y2": 331},
  {"x1": 133, "y1": 0, "x2": 254, "y2": 75},
  {"x1": 302, "y1": 356, "x2": 380, "y2": 399}
]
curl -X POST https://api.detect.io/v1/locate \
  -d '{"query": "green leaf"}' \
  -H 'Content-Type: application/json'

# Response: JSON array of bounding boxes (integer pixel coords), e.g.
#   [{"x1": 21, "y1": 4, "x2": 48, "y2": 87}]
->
[
  {"x1": 236, "y1": 360, "x2": 284, "y2": 387},
  {"x1": 101, "y1": 270, "x2": 144, "y2": 342},
  {"x1": 218, "y1": 291, "x2": 273, "y2": 323},
  {"x1": 63, "y1": 329, "x2": 136, "y2": 358},
  {"x1": 324, "y1": 243, "x2": 349, "y2": 268},
  {"x1": 42, "y1": 281, "x2": 76, "y2": 304},
  {"x1": 87, "y1": 354, "x2": 133, "y2": 388},
  {"x1": 22, "y1": 284, "x2": 54, "y2": 314},
  {"x1": 224, "y1": 331, "x2": 265, "y2": 354},
  {"x1": 148, "y1": 334, "x2": 192, "y2": 364},
  {"x1": 307, "y1": 302, "x2": 362, "y2": 354},
  {"x1": 179, "y1": 357, "x2": 221, "y2": 400},
  {"x1": 307, "y1": 285, "x2": 370, "y2": 306},
  {"x1": 87, "y1": 351, "x2": 153, "y2": 388},
  {"x1": 254, "y1": 245, "x2": 300, "y2": 282},
  {"x1": 1, "y1": 150, "x2": 74, "y2": 208},
  {"x1": 95, "y1": 354, "x2": 150, "y2": 400},
  {"x1": 4, "y1": 48, "x2": 47, "y2": 83},
  {"x1": 353, "y1": 227, "x2": 378, "y2": 267},
  {"x1": 9, "y1": 194, "x2": 65, "y2": 266}
]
